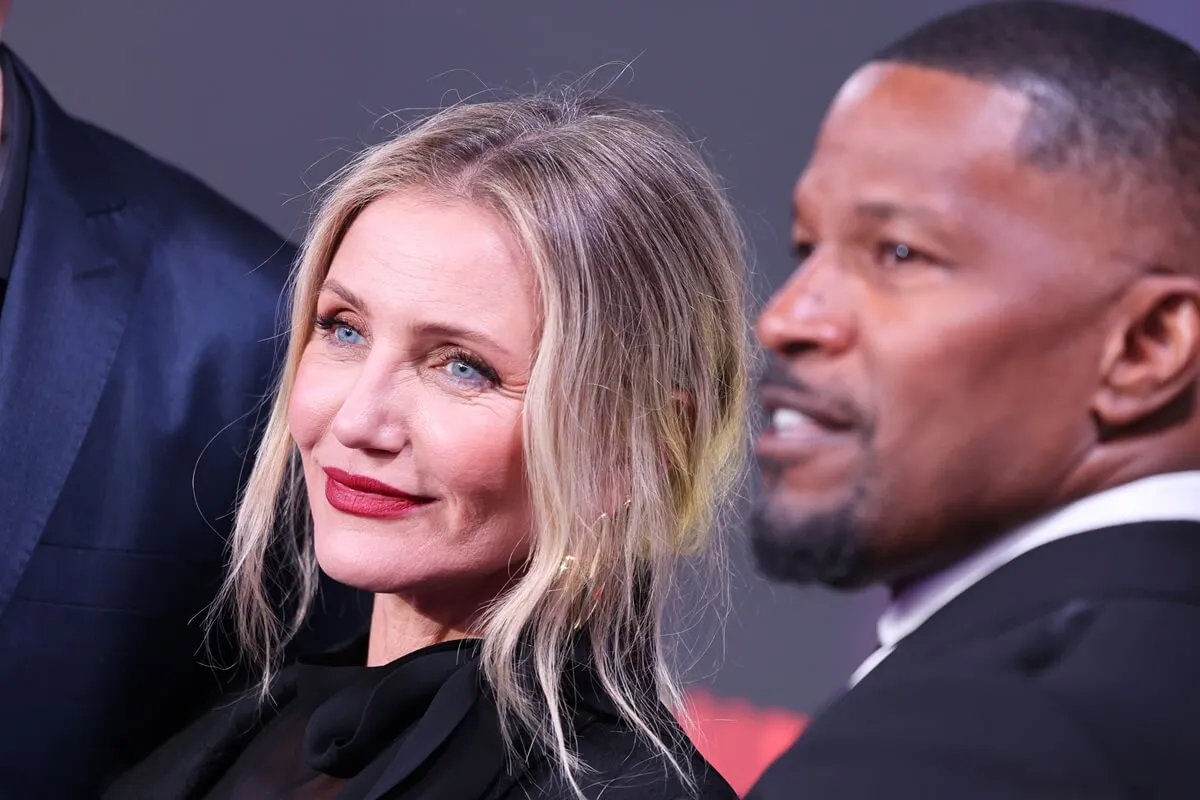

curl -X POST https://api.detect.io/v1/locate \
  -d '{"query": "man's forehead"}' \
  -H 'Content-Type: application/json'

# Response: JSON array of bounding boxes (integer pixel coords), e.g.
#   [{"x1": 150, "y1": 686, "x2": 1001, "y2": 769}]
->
[
  {"x1": 792, "y1": 139, "x2": 1019, "y2": 228},
  {"x1": 793, "y1": 64, "x2": 1043, "y2": 222},
  {"x1": 830, "y1": 62, "x2": 1031, "y2": 138}
]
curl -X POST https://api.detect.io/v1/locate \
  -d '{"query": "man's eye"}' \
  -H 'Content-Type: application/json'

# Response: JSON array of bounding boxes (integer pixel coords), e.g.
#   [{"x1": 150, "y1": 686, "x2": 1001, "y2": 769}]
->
[
  {"x1": 879, "y1": 241, "x2": 930, "y2": 267},
  {"x1": 792, "y1": 242, "x2": 816, "y2": 263}
]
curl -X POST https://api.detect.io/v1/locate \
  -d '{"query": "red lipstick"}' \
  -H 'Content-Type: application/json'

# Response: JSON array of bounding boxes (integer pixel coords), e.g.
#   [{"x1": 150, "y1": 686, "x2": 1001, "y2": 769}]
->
[{"x1": 322, "y1": 467, "x2": 433, "y2": 520}]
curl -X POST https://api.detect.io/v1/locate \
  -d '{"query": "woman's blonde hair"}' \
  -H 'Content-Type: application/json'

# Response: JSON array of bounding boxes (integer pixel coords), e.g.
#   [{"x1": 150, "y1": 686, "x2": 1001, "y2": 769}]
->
[{"x1": 215, "y1": 90, "x2": 751, "y2": 796}]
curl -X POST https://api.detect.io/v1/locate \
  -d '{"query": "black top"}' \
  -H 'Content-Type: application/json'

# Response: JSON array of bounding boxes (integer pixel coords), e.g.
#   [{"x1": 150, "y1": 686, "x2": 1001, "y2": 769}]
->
[
  {"x1": 107, "y1": 635, "x2": 736, "y2": 800},
  {"x1": 206, "y1": 638, "x2": 484, "y2": 799},
  {"x1": 749, "y1": 520, "x2": 1200, "y2": 800}
]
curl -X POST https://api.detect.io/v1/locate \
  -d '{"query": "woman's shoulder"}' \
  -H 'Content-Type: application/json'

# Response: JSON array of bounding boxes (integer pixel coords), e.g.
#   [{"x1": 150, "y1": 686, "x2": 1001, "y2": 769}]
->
[{"x1": 510, "y1": 715, "x2": 737, "y2": 800}]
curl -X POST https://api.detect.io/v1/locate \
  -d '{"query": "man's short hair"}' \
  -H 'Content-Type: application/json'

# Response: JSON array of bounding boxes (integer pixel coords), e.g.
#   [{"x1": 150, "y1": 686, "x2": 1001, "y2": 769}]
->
[{"x1": 875, "y1": 1, "x2": 1200, "y2": 248}]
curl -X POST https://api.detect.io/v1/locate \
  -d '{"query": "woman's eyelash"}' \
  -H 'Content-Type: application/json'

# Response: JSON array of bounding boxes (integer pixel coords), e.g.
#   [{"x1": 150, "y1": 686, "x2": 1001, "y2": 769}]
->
[
  {"x1": 446, "y1": 348, "x2": 500, "y2": 384},
  {"x1": 312, "y1": 317, "x2": 499, "y2": 385},
  {"x1": 313, "y1": 314, "x2": 366, "y2": 349}
]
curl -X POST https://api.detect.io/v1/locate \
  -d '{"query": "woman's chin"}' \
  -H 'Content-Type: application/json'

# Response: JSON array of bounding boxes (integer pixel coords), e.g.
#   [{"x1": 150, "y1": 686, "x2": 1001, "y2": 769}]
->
[
  {"x1": 312, "y1": 541, "x2": 475, "y2": 597},
  {"x1": 311, "y1": 526, "x2": 526, "y2": 604},
  {"x1": 313, "y1": 538, "x2": 415, "y2": 594}
]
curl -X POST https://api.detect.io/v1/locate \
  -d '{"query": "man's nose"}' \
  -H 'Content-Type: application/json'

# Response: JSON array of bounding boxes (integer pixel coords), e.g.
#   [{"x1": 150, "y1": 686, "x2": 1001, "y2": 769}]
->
[{"x1": 756, "y1": 258, "x2": 856, "y2": 358}]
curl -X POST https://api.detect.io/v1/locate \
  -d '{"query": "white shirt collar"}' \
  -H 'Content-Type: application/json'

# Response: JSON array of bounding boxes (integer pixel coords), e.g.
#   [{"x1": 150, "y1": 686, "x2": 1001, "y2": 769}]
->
[{"x1": 849, "y1": 470, "x2": 1200, "y2": 686}]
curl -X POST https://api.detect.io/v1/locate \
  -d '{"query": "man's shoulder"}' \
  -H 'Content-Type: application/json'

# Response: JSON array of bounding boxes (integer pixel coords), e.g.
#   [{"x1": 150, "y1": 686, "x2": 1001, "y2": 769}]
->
[
  {"x1": 752, "y1": 594, "x2": 1200, "y2": 799},
  {"x1": 67, "y1": 114, "x2": 296, "y2": 277},
  {"x1": 925, "y1": 591, "x2": 1200, "y2": 729},
  {"x1": 751, "y1": 669, "x2": 1123, "y2": 799}
]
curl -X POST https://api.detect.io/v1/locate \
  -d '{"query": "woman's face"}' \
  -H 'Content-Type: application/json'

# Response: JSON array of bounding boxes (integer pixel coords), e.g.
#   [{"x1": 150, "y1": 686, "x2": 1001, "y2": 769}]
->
[{"x1": 288, "y1": 192, "x2": 537, "y2": 601}]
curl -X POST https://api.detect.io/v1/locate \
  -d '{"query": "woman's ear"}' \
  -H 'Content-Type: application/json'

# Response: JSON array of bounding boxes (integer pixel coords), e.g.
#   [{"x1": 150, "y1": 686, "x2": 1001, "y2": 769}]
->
[{"x1": 673, "y1": 389, "x2": 696, "y2": 436}]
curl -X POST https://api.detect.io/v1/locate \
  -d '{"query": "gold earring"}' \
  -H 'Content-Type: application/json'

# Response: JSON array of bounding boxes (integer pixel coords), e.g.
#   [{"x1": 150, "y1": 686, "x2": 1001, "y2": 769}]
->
[
  {"x1": 557, "y1": 497, "x2": 631, "y2": 631},
  {"x1": 555, "y1": 552, "x2": 600, "y2": 631},
  {"x1": 557, "y1": 554, "x2": 576, "y2": 579},
  {"x1": 594, "y1": 497, "x2": 633, "y2": 524}
]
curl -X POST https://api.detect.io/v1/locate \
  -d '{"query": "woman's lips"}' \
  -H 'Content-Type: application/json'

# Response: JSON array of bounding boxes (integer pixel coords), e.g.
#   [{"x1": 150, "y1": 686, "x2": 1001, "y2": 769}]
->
[{"x1": 322, "y1": 467, "x2": 434, "y2": 520}]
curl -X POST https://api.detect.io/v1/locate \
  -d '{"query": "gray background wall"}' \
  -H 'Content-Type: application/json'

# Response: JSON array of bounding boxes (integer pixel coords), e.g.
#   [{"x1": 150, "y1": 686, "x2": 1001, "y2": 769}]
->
[{"x1": 8, "y1": 0, "x2": 1193, "y2": 716}]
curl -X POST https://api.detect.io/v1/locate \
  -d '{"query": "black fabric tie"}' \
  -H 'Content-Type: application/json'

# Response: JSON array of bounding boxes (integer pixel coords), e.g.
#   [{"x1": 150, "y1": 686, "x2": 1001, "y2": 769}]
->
[{"x1": 303, "y1": 646, "x2": 470, "y2": 778}]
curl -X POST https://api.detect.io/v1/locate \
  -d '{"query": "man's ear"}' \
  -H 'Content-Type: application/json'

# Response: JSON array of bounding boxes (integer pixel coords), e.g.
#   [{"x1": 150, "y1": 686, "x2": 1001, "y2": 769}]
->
[{"x1": 1092, "y1": 275, "x2": 1200, "y2": 429}]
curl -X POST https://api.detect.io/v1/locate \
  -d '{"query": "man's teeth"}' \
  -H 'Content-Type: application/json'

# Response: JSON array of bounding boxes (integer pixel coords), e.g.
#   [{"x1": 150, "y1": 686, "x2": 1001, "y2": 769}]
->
[{"x1": 772, "y1": 408, "x2": 814, "y2": 433}]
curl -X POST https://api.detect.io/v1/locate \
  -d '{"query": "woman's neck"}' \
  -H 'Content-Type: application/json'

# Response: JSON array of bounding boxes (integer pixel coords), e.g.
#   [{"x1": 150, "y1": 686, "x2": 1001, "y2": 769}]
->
[
  {"x1": 366, "y1": 594, "x2": 475, "y2": 666},
  {"x1": 365, "y1": 571, "x2": 514, "y2": 666}
]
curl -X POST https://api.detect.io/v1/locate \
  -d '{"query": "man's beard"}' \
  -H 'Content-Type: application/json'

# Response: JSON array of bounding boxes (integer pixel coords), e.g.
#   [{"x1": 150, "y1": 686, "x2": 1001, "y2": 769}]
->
[
  {"x1": 749, "y1": 356, "x2": 879, "y2": 588},
  {"x1": 748, "y1": 487, "x2": 871, "y2": 589}
]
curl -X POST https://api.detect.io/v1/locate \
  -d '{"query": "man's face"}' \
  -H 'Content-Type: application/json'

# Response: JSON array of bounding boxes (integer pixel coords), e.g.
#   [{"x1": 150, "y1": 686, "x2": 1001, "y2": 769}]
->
[{"x1": 751, "y1": 63, "x2": 1132, "y2": 589}]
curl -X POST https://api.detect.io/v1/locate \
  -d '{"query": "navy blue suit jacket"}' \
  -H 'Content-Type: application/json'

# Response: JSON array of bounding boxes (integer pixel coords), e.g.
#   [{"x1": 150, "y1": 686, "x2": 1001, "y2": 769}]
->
[{"x1": 0, "y1": 55, "x2": 365, "y2": 798}]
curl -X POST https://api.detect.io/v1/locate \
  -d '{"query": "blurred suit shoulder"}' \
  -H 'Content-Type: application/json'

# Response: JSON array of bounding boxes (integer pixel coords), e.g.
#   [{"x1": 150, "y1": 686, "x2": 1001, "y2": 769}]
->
[
  {"x1": 64, "y1": 102, "x2": 297, "y2": 306},
  {"x1": 12, "y1": 47, "x2": 297, "y2": 344}
]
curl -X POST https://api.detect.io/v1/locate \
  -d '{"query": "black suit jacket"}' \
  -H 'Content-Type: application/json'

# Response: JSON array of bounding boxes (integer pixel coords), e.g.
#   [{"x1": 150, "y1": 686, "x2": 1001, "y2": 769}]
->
[
  {"x1": 0, "y1": 54, "x2": 365, "y2": 799},
  {"x1": 750, "y1": 520, "x2": 1200, "y2": 800}
]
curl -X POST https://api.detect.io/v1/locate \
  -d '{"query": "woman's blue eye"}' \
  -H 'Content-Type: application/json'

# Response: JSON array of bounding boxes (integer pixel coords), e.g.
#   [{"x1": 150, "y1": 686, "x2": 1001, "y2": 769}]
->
[
  {"x1": 333, "y1": 324, "x2": 363, "y2": 345},
  {"x1": 447, "y1": 360, "x2": 481, "y2": 381}
]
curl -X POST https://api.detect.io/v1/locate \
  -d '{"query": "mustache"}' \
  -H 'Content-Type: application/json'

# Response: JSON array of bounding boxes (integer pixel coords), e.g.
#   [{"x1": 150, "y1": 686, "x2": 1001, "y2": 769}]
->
[
  {"x1": 756, "y1": 357, "x2": 869, "y2": 430},
  {"x1": 757, "y1": 358, "x2": 810, "y2": 395}
]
